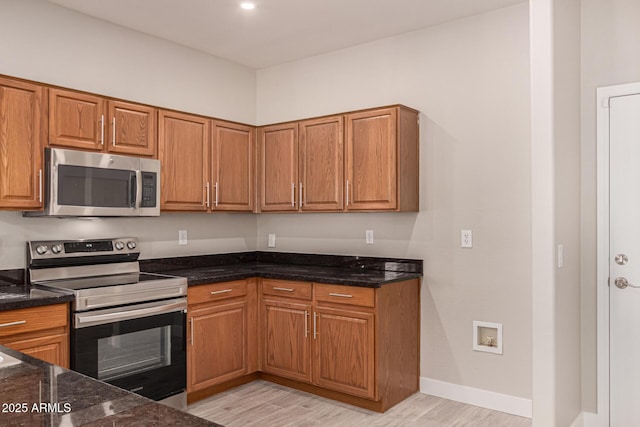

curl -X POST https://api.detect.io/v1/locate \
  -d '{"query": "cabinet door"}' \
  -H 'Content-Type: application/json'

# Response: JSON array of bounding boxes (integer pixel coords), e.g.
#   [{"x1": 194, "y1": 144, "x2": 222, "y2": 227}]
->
[
  {"x1": 262, "y1": 298, "x2": 311, "y2": 383},
  {"x1": 258, "y1": 123, "x2": 298, "y2": 211},
  {"x1": 107, "y1": 100, "x2": 156, "y2": 157},
  {"x1": 49, "y1": 88, "x2": 105, "y2": 151},
  {"x1": 3, "y1": 333, "x2": 69, "y2": 368},
  {"x1": 345, "y1": 108, "x2": 397, "y2": 210},
  {"x1": 211, "y1": 121, "x2": 255, "y2": 211},
  {"x1": 158, "y1": 110, "x2": 209, "y2": 211},
  {"x1": 0, "y1": 77, "x2": 45, "y2": 209},
  {"x1": 299, "y1": 116, "x2": 343, "y2": 211},
  {"x1": 313, "y1": 306, "x2": 375, "y2": 399},
  {"x1": 188, "y1": 300, "x2": 248, "y2": 392}
]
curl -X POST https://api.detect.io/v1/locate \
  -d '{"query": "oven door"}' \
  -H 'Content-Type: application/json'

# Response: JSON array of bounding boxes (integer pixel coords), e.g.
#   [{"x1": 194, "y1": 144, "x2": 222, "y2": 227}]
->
[{"x1": 72, "y1": 298, "x2": 187, "y2": 402}]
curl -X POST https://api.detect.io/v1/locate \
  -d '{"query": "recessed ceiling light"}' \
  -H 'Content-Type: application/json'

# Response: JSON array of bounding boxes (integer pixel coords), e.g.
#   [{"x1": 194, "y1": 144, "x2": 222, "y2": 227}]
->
[{"x1": 240, "y1": 2, "x2": 255, "y2": 10}]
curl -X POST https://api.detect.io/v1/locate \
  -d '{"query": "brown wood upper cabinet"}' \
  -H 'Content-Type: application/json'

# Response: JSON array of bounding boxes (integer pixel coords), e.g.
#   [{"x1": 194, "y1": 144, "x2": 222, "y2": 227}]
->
[
  {"x1": 158, "y1": 110, "x2": 210, "y2": 211},
  {"x1": 299, "y1": 116, "x2": 344, "y2": 211},
  {"x1": 0, "y1": 76, "x2": 46, "y2": 210},
  {"x1": 159, "y1": 114, "x2": 255, "y2": 213},
  {"x1": 345, "y1": 106, "x2": 419, "y2": 211},
  {"x1": 49, "y1": 88, "x2": 157, "y2": 157},
  {"x1": 259, "y1": 115, "x2": 344, "y2": 212},
  {"x1": 211, "y1": 121, "x2": 255, "y2": 212},
  {"x1": 258, "y1": 122, "x2": 299, "y2": 212}
]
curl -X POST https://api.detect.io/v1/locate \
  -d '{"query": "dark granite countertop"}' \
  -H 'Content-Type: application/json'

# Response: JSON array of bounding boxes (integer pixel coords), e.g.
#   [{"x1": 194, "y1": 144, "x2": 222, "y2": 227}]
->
[
  {"x1": 141, "y1": 251, "x2": 423, "y2": 288},
  {"x1": 0, "y1": 269, "x2": 73, "y2": 311},
  {"x1": 0, "y1": 345, "x2": 219, "y2": 426}
]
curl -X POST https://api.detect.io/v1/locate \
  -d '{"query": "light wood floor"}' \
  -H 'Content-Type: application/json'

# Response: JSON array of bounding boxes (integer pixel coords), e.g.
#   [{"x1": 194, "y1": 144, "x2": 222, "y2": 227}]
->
[{"x1": 187, "y1": 380, "x2": 532, "y2": 427}]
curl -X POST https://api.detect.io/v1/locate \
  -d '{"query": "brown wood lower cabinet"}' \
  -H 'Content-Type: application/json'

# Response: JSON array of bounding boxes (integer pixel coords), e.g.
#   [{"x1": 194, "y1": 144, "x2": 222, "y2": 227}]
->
[
  {"x1": 0, "y1": 303, "x2": 69, "y2": 368},
  {"x1": 187, "y1": 279, "x2": 258, "y2": 397},
  {"x1": 313, "y1": 305, "x2": 375, "y2": 399},
  {"x1": 187, "y1": 278, "x2": 419, "y2": 412}
]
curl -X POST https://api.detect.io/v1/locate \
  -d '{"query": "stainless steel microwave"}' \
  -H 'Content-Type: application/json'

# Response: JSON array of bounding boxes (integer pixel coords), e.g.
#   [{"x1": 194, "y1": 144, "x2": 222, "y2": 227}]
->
[{"x1": 24, "y1": 148, "x2": 160, "y2": 217}]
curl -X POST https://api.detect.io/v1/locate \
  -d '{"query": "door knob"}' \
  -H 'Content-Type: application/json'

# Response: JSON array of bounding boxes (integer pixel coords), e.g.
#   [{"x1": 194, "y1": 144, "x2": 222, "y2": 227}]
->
[{"x1": 614, "y1": 277, "x2": 640, "y2": 289}]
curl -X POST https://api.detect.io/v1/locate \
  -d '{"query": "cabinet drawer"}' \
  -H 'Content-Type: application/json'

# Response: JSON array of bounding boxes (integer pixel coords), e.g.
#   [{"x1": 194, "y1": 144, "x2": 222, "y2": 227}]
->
[
  {"x1": 0, "y1": 304, "x2": 68, "y2": 338},
  {"x1": 262, "y1": 279, "x2": 312, "y2": 300},
  {"x1": 314, "y1": 284, "x2": 375, "y2": 308},
  {"x1": 188, "y1": 280, "x2": 247, "y2": 305}
]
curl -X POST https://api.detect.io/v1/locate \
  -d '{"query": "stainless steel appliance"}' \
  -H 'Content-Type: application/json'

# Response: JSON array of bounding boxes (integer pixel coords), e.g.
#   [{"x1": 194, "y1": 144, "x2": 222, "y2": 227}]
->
[
  {"x1": 28, "y1": 237, "x2": 188, "y2": 409},
  {"x1": 24, "y1": 148, "x2": 160, "y2": 217}
]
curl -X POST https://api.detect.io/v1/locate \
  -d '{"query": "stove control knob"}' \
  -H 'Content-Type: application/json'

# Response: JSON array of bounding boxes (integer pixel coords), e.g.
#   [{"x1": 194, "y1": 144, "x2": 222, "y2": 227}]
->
[
  {"x1": 114, "y1": 241, "x2": 125, "y2": 250},
  {"x1": 127, "y1": 241, "x2": 137, "y2": 250},
  {"x1": 35, "y1": 245, "x2": 49, "y2": 255},
  {"x1": 51, "y1": 244, "x2": 63, "y2": 254}
]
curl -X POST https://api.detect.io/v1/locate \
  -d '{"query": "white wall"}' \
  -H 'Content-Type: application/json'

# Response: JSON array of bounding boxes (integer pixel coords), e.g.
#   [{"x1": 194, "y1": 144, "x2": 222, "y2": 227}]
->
[
  {"x1": 552, "y1": 0, "x2": 582, "y2": 425},
  {"x1": 0, "y1": 0, "x2": 258, "y2": 268},
  {"x1": 257, "y1": 4, "x2": 532, "y2": 400},
  {"x1": 0, "y1": 0, "x2": 256, "y2": 123},
  {"x1": 581, "y1": 0, "x2": 640, "y2": 415}
]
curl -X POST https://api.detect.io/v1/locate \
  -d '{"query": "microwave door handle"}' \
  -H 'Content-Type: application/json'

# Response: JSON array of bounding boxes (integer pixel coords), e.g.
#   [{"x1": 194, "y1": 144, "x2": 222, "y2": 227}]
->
[{"x1": 132, "y1": 171, "x2": 142, "y2": 209}]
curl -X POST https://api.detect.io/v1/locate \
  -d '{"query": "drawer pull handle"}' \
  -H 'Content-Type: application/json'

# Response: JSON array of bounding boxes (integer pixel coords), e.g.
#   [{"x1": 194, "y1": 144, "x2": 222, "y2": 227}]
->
[
  {"x1": 304, "y1": 310, "x2": 309, "y2": 338},
  {"x1": 0, "y1": 320, "x2": 26, "y2": 328},
  {"x1": 210, "y1": 289, "x2": 233, "y2": 295},
  {"x1": 273, "y1": 287, "x2": 294, "y2": 292},
  {"x1": 328, "y1": 292, "x2": 353, "y2": 298}
]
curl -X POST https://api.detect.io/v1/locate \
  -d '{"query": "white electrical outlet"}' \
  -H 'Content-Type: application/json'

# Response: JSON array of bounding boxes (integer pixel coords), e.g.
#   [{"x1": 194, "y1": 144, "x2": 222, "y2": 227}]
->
[
  {"x1": 178, "y1": 230, "x2": 188, "y2": 245},
  {"x1": 365, "y1": 229, "x2": 374, "y2": 244},
  {"x1": 461, "y1": 229, "x2": 472, "y2": 248},
  {"x1": 268, "y1": 234, "x2": 276, "y2": 248}
]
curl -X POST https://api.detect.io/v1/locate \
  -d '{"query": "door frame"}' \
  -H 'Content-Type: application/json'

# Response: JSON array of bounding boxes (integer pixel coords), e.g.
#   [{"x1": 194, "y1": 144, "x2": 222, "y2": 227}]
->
[{"x1": 596, "y1": 82, "x2": 640, "y2": 426}]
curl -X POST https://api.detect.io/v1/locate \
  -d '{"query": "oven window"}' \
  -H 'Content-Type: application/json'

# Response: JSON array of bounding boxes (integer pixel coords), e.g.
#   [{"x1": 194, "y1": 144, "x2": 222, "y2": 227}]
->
[
  {"x1": 57, "y1": 165, "x2": 134, "y2": 207},
  {"x1": 97, "y1": 325, "x2": 172, "y2": 381}
]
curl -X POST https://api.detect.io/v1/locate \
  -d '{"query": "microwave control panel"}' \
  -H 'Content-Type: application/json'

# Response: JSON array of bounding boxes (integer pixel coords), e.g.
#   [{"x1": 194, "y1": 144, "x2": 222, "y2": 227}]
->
[{"x1": 141, "y1": 172, "x2": 157, "y2": 208}]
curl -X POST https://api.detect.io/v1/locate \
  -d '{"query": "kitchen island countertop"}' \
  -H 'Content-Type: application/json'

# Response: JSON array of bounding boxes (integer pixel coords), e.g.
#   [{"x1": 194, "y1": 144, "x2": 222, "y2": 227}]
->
[{"x1": 0, "y1": 345, "x2": 219, "y2": 426}]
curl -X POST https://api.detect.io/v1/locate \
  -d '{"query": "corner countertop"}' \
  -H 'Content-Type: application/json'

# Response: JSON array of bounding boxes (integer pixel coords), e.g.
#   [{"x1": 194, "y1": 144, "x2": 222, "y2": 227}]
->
[
  {"x1": 0, "y1": 345, "x2": 219, "y2": 426},
  {"x1": 140, "y1": 251, "x2": 423, "y2": 288}
]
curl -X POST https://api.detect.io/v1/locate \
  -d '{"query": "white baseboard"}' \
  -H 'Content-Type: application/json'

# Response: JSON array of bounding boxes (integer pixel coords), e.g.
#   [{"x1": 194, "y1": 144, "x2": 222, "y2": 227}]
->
[
  {"x1": 420, "y1": 377, "x2": 532, "y2": 418},
  {"x1": 571, "y1": 412, "x2": 598, "y2": 427}
]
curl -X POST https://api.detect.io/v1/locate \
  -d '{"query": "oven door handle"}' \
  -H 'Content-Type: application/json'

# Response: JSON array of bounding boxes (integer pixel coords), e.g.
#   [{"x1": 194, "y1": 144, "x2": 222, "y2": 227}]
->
[{"x1": 75, "y1": 298, "x2": 187, "y2": 328}]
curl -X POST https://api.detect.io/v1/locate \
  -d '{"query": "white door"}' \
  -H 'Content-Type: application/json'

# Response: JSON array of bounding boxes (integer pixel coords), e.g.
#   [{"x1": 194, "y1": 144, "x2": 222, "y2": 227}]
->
[{"x1": 609, "y1": 93, "x2": 640, "y2": 425}]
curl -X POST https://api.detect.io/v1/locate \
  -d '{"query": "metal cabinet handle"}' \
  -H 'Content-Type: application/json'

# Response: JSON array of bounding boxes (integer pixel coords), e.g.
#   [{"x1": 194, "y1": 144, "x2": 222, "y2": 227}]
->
[
  {"x1": 313, "y1": 312, "x2": 318, "y2": 339},
  {"x1": 38, "y1": 169, "x2": 42, "y2": 203},
  {"x1": 100, "y1": 115, "x2": 105, "y2": 146},
  {"x1": 190, "y1": 317, "x2": 194, "y2": 346},
  {"x1": 214, "y1": 182, "x2": 219, "y2": 207},
  {"x1": 304, "y1": 310, "x2": 309, "y2": 338},
  {"x1": 112, "y1": 117, "x2": 116, "y2": 146},
  {"x1": 205, "y1": 182, "x2": 210, "y2": 208},
  {"x1": 291, "y1": 183, "x2": 296, "y2": 207},
  {"x1": 273, "y1": 287, "x2": 293, "y2": 292},
  {"x1": 0, "y1": 320, "x2": 26, "y2": 328},
  {"x1": 328, "y1": 292, "x2": 353, "y2": 298},
  {"x1": 210, "y1": 289, "x2": 232, "y2": 295},
  {"x1": 346, "y1": 180, "x2": 350, "y2": 206},
  {"x1": 299, "y1": 182, "x2": 303, "y2": 207}
]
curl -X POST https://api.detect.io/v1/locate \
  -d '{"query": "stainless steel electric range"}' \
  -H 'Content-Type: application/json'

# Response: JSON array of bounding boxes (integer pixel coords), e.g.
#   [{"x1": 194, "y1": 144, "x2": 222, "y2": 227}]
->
[{"x1": 27, "y1": 237, "x2": 188, "y2": 409}]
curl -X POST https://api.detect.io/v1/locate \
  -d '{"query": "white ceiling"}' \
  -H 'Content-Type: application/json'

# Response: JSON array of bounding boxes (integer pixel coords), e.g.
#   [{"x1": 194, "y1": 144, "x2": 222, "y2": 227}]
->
[{"x1": 49, "y1": 0, "x2": 525, "y2": 70}]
